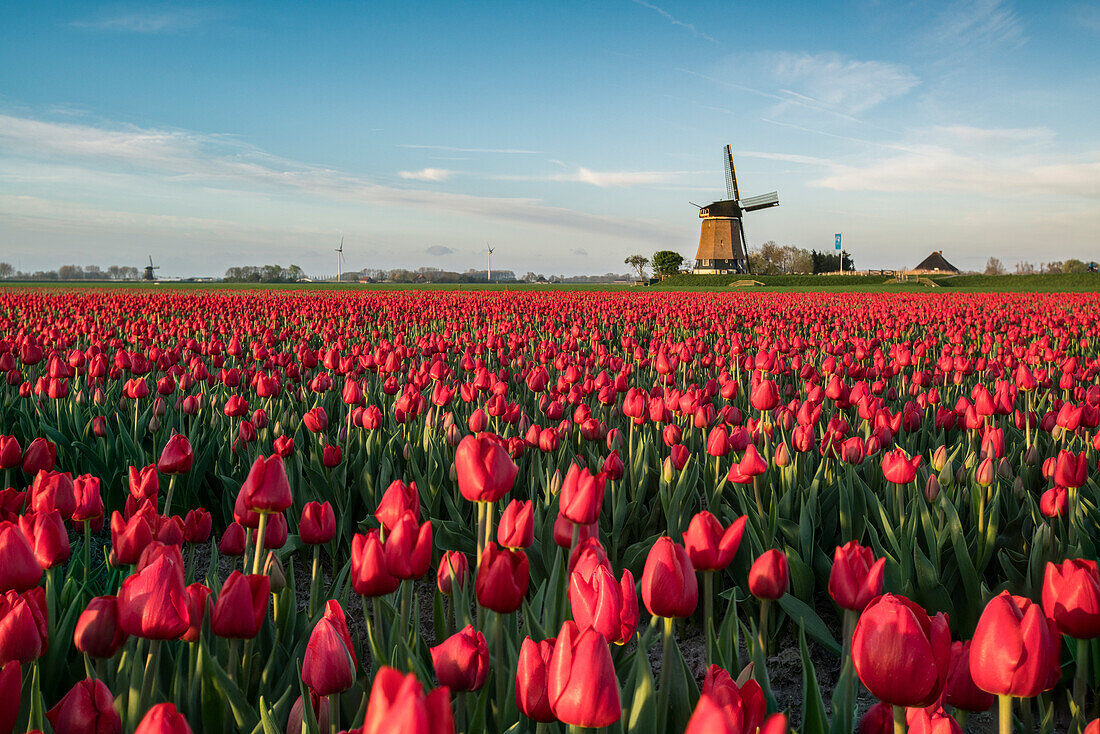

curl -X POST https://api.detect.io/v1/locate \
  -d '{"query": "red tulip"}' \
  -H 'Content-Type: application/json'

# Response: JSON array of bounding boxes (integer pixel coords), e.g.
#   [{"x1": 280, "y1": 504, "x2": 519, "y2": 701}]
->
[
  {"x1": 431, "y1": 624, "x2": 489, "y2": 691},
  {"x1": 133, "y1": 703, "x2": 193, "y2": 734},
  {"x1": 21, "y1": 438, "x2": 56, "y2": 475},
  {"x1": 569, "y1": 560, "x2": 637, "y2": 644},
  {"x1": 241, "y1": 454, "x2": 292, "y2": 513},
  {"x1": 851, "y1": 594, "x2": 951, "y2": 707},
  {"x1": 273, "y1": 436, "x2": 295, "y2": 457},
  {"x1": 20, "y1": 509, "x2": 70, "y2": 568},
  {"x1": 253, "y1": 512, "x2": 287, "y2": 549},
  {"x1": 497, "y1": 499, "x2": 535, "y2": 549},
  {"x1": 1040, "y1": 486, "x2": 1068, "y2": 517},
  {"x1": 881, "y1": 449, "x2": 922, "y2": 484},
  {"x1": 157, "y1": 434, "x2": 193, "y2": 475},
  {"x1": 117, "y1": 551, "x2": 190, "y2": 640},
  {"x1": 183, "y1": 509, "x2": 212, "y2": 544},
  {"x1": 699, "y1": 665, "x2": 766, "y2": 734},
  {"x1": 74, "y1": 596, "x2": 128, "y2": 658},
  {"x1": 455, "y1": 433, "x2": 518, "y2": 503},
  {"x1": 475, "y1": 542, "x2": 529, "y2": 613},
  {"x1": 384, "y1": 511, "x2": 433, "y2": 580},
  {"x1": 29, "y1": 469, "x2": 75, "y2": 519},
  {"x1": 321, "y1": 444, "x2": 342, "y2": 468},
  {"x1": 303, "y1": 406, "x2": 329, "y2": 432},
  {"x1": 971, "y1": 591, "x2": 1061, "y2": 697},
  {"x1": 302, "y1": 601, "x2": 358, "y2": 696},
  {"x1": 360, "y1": 666, "x2": 454, "y2": 734},
  {"x1": 706, "y1": 425, "x2": 730, "y2": 457},
  {"x1": 0, "y1": 520, "x2": 43, "y2": 592},
  {"x1": 351, "y1": 530, "x2": 400, "y2": 597},
  {"x1": 553, "y1": 511, "x2": 597, "y2": 549},
  {"x1": 111, "y1": 510, "x2": 154, "y2": 566},
  {"x1": 287, "y1": 694, "x2": 329, "y2": 734},
  {"x1": 71, "y1": 475, "x2": 104, "y2": 523},
  {"x1": 211, "y1": 571, "x2": 269, "y2": 639},
  {"x1": 829, "y1": 541, "x2": 886, "y2": 612},
  {"x1": 559, "y1": 464, "x2": 607, "y2": 525},
  {"x1": 0, "y1": 588, "x2": 48, "y2": 665},
  {"x1": 727, "y1": 444, "x2": 768, "y2": 484},
  {"x1": 436, "y1": 551, "x2": 469, "y2": 596},
  {"x1": 943, "y1": 640, "x2": 994, "y2": 712},
  {"x1": 750, "y1": 380, "x2": 779, "y2": 411},
  {"x1": 641, "y1": 536, "x2": 697, "y2": 618},
  {"x1": 516, "y1": 636, "x2": 556, "y2": 722},
  {"x1": 0, "y1": 436, "x2": 20, "y2": 470},
  {"x1": 375, "y1": 480, "x2": 419, "y2": 532},
  {"x1": 127, "y1": 465, "x2": 159, "y2": 503},
  {"x1": 548, "y1": 620, "x2": 621, "y2": 727},
  {"x1": 748, "y1": 549, "x2": 789, "y2": 600},
  {"x1": 857, "y1": 703, "x2": 894, "y2": 734},
  {"x1": 46, "y1": 678, "x2": 121, "y2": 734},
  {"x1": 0, "y1": 661, "x2": 19, "y2": 734},
  {"x1": 218, "y1": 522, "x2": 247, "y2": 556},
  {"x1": 684, "y1": 512, "x2": 746, "y2": 572},
  {"x1": 300, "y1": 501, "x2": 336, "y2": 545},
  {"x1": 181, "y1": 584, "x2": 211, "y2": 644},
  {"x1": 1054, "y1": 450, "x2": 1088, "y2": 488},
  {"x1": 1043, "y1": 558, "x2": 1100, "y2": 639},
  {"x1": 905, "y1": 707, "x2": 962, "y2": 734}
]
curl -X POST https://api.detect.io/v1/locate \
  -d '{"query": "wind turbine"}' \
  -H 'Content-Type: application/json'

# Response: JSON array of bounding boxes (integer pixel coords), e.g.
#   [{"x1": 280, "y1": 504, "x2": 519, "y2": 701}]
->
[
  {"x1": 486, "y1": 242, "x2": 494, "y2": 284},
  {"x1": 335, "y1": 237, "x2": 344, "y2": 282}
]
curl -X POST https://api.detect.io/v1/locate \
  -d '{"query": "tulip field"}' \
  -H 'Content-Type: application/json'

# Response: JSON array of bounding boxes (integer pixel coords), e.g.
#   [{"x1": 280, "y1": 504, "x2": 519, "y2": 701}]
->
[{"x1": 4, "y1": 287, "x2": 1100, "y2": 734}]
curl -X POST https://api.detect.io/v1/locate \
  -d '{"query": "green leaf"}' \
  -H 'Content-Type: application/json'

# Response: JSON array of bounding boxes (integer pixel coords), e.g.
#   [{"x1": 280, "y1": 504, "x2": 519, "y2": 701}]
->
[
  {"x1": 625, "y1": 633, "x2": 657, "y2": 734},
  {"x1": 799, "y1": 625, "x2": 828, "y2": 734},
  {"x1": 778, "y1": 594, "x2": 839, "y2": 655}
]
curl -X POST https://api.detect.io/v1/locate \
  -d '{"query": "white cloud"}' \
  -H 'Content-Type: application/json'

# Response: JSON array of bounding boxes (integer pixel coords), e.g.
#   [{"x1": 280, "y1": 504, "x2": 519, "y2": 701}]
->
[
  {"x1": 810, "y1": 145, "x2": 1100, "y2": 199},
  {"x1": 70, "y1": 9, "x2": 214, "y2": 33},
  {"x1": 426, "y1": 245, "x2": 454, "y2": 255},
  {"x1": 933, "y1": 0, "x2": 1025, "y2": 50},
  {"x1": 397, "y1": 144, "x2": 542, "y2": 154},
  {"x1": 398, "y1": 168, "x2": 453, "y2": 182},
  {"x1": 0, "y1": 112, "x2": 679, "y2": 245},
  {"x1": 630, "y1": 0, "x2": 716, "y2": 43},
  {"x1": 489, "y1": 167, "x2": 698, "y2": 187},
  {"x1": 770, "y1": 52, "x2": 919, "y2": 114}
]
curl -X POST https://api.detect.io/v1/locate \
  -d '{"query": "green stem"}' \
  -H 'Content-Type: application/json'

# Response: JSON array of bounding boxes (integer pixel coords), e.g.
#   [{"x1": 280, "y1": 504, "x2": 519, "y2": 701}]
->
[
  {"x1": 252, "y1": 512, "x2": 269, "y2": 576},
  {"x1": 1077, "y1": 637, "x2": 1089, "y2": 734},
  {"x1": 758, "y1": 599, "x2": 771, "y2": 658},
  {"x1": 656, "y1": 616, "x2": 674, "y2": 734},
  {"x1": 476, "y1": 502, "x2": 487, "y2": 568},
  {"x1": 400, "y1": 580, "x2": 412, "y2": 667},
  {"x1": 83, "y1": 522, "x2": 92, "y2": 587},
  {"x1": 999, "y1": 694, "x2": 1013, "y2": 734},
  {"x1": 894, "y1": 704, "x2": 907, "y2": 734},
  {"x1": 494, "y1": 611, "x2": 507, "y2": 728},
  {"x1": 163, "y1": 474, "x2": 177, "y2": 517},
  {"x1": 329, "y1": 692, "x2": 339, "y2": 734},
  {"x1": 309, "y1": 545, "x2": 320, "y2": 619},
  {"x1": 139, "y1": 639, "x2": 162, "y2": 717},
  {"x1": 703, "y1": 571, "x2": 714, "y2": 668}
]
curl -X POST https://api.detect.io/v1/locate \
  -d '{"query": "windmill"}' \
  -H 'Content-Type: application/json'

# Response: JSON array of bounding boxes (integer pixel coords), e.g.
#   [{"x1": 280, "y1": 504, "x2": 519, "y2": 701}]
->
[
  {"x1": 143, "y1": 256, "x2": 160, "y2": 281},
  {"x1": 486, "y1": 242, "x2": 494, "y2": 284},
  {"x1": 335, "y1": 237, "x2": 344, "y2": 282},
  {"x1": 693, "y1": 145, "x2": 779, "y2": 275}
]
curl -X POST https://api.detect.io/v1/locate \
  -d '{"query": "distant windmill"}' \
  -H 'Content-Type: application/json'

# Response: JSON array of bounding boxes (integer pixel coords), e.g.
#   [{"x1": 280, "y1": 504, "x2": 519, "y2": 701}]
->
[
  {"x1": 486, "y1": 242, "x2": 494, "y2": 284},
  {"x1": 335, "y1": 237, "x2": 344, "y2": 282},
  {"x1": 143, "y1": 256, "x2": 160, "y2": 281},
  {"x1": 693, "y1": 145, "x2": 779, "y2": 275}
]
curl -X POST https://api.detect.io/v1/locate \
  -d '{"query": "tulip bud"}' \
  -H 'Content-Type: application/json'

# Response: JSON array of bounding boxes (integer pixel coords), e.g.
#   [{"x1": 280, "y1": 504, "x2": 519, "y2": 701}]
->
[
  {"x1": 931, "y1": 445, "x2": 948, "y2": 472},
  {"x1": 974, "y1": 457, "x2": 995, "y2": 487},
  {"x1": 147, "y1": 416, "x2": 161, "y2": 433},
  {"x1": 924, "y1": 474, "x2": 941, "y2": 503},
  {"x1": 264, "y1": 552, "x2": 286, "y2": 593}
]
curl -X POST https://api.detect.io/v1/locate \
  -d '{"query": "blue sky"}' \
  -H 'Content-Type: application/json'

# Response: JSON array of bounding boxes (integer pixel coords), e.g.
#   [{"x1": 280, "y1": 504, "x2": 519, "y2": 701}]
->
[{"x1": 1, "y1": 1, "x2": 1098, "y2": 277}]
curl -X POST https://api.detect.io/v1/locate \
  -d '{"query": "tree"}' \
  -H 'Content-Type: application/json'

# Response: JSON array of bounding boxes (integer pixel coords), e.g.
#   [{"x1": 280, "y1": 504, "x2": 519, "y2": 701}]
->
[
  {"x1": 984, "y1": 257, "x2": 1006, "y2": 276},
  {"x1": 0, "y1": 263, "x2": 13, "y2": 279},
  {"x1": 1063, "y1": 259, "x2": 1087, "y2": 274},
  {"x1": 651, "y1": 250, "x2": 684, "y2": 279},
  {"x1": 810, "y1": 250, "x2": 855, "y2": 273},
  {"x1": 1015, "y1": 261, "x2": 1035, "y2": 275},
  {"x1": 625, "y1": 255, "x2": 649, "y2": 282}
]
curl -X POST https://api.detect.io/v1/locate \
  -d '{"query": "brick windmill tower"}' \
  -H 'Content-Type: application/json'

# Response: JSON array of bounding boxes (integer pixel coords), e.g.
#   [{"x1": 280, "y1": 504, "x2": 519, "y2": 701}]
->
[{"x1": 694, "y1": 145, "x2": 779, "y2": 274}]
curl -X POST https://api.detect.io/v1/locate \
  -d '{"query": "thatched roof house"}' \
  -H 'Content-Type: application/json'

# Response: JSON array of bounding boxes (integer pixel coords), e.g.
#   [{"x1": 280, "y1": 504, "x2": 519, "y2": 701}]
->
[{"x1": 908, "y1": 251, "x2": 959, "y2": 275}]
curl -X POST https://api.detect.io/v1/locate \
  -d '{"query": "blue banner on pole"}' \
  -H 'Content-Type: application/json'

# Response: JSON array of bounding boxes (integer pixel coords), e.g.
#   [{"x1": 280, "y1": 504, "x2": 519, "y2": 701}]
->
[{"x1": 835, "y1": 233, "x2": 842, "y2": 251}]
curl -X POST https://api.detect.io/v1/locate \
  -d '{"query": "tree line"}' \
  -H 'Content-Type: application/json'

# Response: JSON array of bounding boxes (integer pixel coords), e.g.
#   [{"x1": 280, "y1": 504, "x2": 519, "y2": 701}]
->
[
  {"x1": 624, "y1": 243, "x2": 856, "y2": 280},
  {"x1": 0, "y1": 263, "x2": 141, "y2": 281}
]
